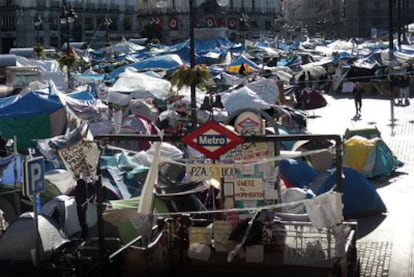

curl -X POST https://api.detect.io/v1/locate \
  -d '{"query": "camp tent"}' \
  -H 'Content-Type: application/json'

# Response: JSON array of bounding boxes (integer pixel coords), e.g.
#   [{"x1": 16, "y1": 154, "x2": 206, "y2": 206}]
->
[
  {"x1": 311, "y1": 166, "x2": 387, "y2": 218},
  {"x1": 280, "y1": 158, "x2": 387, "y2": 218},
  {"x1": 0, "y1": 212, "x2": 69, "y2": 263},
  {"x1": 226, "y1": 54, "x2": 260, "y2": 74},
  {"x1": 343, "y1": 135, "x2": 402, "y2": 178},
  {"x1": 295, "y1": 88, "x2": 327, "y2": 110}
]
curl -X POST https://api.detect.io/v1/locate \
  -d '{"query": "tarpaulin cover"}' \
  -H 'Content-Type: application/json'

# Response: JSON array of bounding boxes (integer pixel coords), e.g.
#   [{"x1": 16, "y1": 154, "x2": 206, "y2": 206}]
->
[
  {"x1": 107, "y1": 54, "x2": 184, "y2": 80},
  {"x1": 0, "y1": 91, "x2": 63, "y2": 119},
  {"x1": 280, "y1": 158, "x2": 318, "y2": 188},
  {"x1": 313, "y1": 166, "x2": 387, "y2": 218},
  {"x1": 0, "y1": 154, "x2": 22, "y2": 185},
  {"x1": 0, "y1": 90, "x2": 66, "y2": 150}
]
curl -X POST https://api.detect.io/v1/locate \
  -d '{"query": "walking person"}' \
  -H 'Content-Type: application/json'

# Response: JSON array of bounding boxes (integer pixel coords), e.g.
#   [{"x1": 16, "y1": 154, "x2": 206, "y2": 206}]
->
[
  {"x1": 399, "y1": 74, "x2": 410, "y2": 106},
  {"x1": 353, "y1": 81, "x2": 362, "y2": 115},
  {"x1": 392, "y1": 74, "x2": 400, "y2": 104}
]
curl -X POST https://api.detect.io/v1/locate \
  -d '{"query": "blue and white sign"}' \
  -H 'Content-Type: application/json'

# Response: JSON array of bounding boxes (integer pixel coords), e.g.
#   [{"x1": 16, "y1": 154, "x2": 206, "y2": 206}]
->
[{"x1": 23, "y1": 157, "x2": 46, "y2": 197}]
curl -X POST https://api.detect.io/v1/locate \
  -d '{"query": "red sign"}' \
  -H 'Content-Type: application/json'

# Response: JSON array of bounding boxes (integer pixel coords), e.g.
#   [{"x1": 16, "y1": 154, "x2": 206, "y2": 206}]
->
[
  {"x1": 228, "y1": 17, "x2": 237, "y2": 29},
  {"x1": 169, "y1": 17, "x2": 178, "y2": 30},
  {"x1": 155, "y1": 18, "x2": 163, "y2": 29},
  {"x1": 217, "y1": 17, "x2": 225, "y2": 27},
  {"x1": 181, "y1": 120, "x2": 244, "y2": 159},
  {"x1": 205, "y1": 17, "x2": 214, "y2": 27}
]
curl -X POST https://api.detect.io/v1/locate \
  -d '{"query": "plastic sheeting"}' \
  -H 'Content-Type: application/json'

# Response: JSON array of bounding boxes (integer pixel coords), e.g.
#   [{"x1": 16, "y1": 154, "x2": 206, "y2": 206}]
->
[{"x1": 108, "y1": 69, "x2": 173, "y2": 103}]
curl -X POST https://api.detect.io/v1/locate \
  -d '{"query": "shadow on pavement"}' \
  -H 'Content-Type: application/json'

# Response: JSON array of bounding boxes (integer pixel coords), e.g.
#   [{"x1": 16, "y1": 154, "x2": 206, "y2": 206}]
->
[
  {"x1": 356, "y1": 213, "x2": 387, "y2": 239},
  {"x1": 369, "y1": 170, "x2": 408, "y2": 189}
]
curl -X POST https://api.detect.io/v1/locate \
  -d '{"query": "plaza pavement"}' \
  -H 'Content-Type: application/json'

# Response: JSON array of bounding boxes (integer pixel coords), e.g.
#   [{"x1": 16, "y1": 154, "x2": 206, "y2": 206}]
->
[{"x1": 305, "y1": 93, "x2": 414, "y2": 277}]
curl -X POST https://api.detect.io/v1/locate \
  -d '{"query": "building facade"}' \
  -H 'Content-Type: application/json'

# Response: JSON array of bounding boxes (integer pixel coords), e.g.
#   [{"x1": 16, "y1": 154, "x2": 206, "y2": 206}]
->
[
  {"x1": 281, "y1": 0, "x2": 414, "y2": 40},
  {"x1": 0, "y1": 0, "x2": 282, "y2": 54},
  {"x1": 281, "y1": 0, "x2": 344, "y2": 40},
  {"x1": 343, "y1": 0, "x2": 413, "y2": 39}
]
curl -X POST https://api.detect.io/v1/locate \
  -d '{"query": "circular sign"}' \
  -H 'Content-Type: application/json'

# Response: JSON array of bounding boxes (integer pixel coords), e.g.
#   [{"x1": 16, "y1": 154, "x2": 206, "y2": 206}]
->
[
  {"x1": 234, "y1": 111, "x2": 263, "y2": 135},
  {"x1": 228, "y1": 18, "x2": 237, "y2": 29},
  {"x1": 206, "y1": 17, "x2": 214, "y2": 27},
  {"x1": 169, "y1": 18, "x2": 177, "y2": 29}
]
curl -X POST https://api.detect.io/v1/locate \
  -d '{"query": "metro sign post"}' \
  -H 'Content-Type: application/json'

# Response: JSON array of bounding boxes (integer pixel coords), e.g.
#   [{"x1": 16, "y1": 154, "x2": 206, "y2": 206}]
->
[
  {"x1": 182, "y1": 120, "x2": 244, "y2": 159},
  {"x1": 23, "y1": 156, "x2": 46, "y2": 197},
  {"x1": 22, "y1": 156, "x2": 46, "y2": 267}
]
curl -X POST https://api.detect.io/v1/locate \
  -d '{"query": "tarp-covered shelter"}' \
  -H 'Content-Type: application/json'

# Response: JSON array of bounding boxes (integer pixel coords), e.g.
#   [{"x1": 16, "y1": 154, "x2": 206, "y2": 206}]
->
[
  {"x1": 0, "y1": 89, "x2": 66, "y2": 150},
  {"x1": 108, "y1": 69, "x2": 173, "y2": 104},
  {"x1": 107, "y1": 54, "x2": 184, "y2": 82}
]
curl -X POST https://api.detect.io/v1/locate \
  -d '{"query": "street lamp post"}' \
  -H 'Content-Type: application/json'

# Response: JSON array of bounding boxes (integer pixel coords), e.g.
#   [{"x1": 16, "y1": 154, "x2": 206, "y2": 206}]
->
[
  {"x1": 104, "y1": 16, "x2": 112, "y2": 43},
  {"x1": 156, "y1": 0, "x2": 228, "y2": 130},
  {"x1": 34, "y1": 15, "x2": 42, "y2": 45},
  {"x1": 189, "y1": 0, "x2": 197, "y2": 129},
  {"x1": 239, "y1": 13, "x2": 249, "y2": 49},
  {"x1": 389, "y1": 0, "x2": 394, "y2": 56},
  {"x1": 60, "y1": 1, "x2": 77, "y2": 88}
]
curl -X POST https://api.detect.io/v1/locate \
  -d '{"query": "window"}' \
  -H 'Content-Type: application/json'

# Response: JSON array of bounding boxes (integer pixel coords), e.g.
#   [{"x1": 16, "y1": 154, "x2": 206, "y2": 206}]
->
[
  {"x1": 124, "y1": 17, "x2": 131, "y2": 31},
  {"x1": 265, "y1": 19, "x2": 271, "y2": 30}
]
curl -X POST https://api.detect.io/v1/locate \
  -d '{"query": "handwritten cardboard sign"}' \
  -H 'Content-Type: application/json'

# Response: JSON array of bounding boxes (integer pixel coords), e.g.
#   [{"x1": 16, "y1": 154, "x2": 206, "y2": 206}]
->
[
  {"x1": 234, "y1": 178, "x2": 264, "y2": 201},
  {"x1": 58, "y1": 140, "x2": 101, "y2": 179}
]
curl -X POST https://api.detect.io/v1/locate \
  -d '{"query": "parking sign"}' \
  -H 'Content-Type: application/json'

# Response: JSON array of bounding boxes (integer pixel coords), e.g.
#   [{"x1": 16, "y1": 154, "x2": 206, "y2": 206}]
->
[{"x1": 23, "y1": 157, "x2": 46, "y2": 197}]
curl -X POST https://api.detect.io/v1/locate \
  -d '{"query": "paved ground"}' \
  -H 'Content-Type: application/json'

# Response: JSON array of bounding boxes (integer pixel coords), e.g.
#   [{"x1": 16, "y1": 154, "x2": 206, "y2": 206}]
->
[{"x1": 306, "y1": 93, "x2": 414, "y2": 277}]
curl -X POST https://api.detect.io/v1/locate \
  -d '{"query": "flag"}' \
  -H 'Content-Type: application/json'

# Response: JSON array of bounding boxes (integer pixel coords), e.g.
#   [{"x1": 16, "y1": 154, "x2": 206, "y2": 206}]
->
[{"x1": 137, "y1": 130, "x2": 163, "y2": 215}]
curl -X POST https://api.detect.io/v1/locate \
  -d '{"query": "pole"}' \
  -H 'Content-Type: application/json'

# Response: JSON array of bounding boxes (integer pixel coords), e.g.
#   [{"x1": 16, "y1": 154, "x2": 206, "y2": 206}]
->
[
  {"x1": 66, "y1": 21, "x2": 71, "y2": 88},
  {"x1": 36, "y1": 26, "x2": 39, "y2": 45},
  {"x1": 403, "y1": 0, "x2": 408, "y2": 41},
  {"x1": 389, "y1": 0, "x2": 394, "y2": 55},
  {"x1": 32, "y1": 193, "x2": 40, "y2": 267},
  {"x1": 398, "y1": 0, "x2": 401, "y2": 48},
  {"x1": 189, "y1": 0, "x2": 197, "y2": 130},
  {"x1": 391, "y1": 94, "x2": 395, "y2": 127},
  {"x1": 13, "y1": 136, "x2": 20, "y2": 215}
]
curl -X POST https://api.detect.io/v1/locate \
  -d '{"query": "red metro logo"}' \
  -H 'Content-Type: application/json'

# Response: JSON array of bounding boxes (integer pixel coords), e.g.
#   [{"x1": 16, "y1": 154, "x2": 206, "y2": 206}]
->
[{"x1": 181, "y1": 120, "x2": 244, "y2": 159}]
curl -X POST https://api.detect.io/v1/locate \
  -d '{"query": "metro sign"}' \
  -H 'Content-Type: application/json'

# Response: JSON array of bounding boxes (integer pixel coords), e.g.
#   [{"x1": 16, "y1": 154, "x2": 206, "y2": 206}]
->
[
  {"x1": 182, "y1": 120, "x2": 244, "y2": 159},
  {"x1": 237, "y1": 117, "x2": 260, "y2": 130},
  {"x1": 23, "y1": 156, "x2": 46, "y2": 197}
]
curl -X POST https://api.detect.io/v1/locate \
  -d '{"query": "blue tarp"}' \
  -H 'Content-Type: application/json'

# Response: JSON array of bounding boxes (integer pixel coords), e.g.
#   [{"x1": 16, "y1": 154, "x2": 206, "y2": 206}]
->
[
  {"x1": 227, "y1": 54, "x2": 260, "y2": 70},
  {"x1": 314, "y1": 167, "x2": 387, "y2": 218},
  {"x1": 281, "y1": 158, "x2": 387, "y2": 218},
  {"x1": 107, "y1": 54, "x2": 184, "y2": 81},
  {"x1": 0, "y1": 154, "x2": 23, "y2": 185},
  {"x1": 0, "y1": 91, "x2": 63, "y2": 119},
  {"x1": 280, "y1": 158, "x2": 318, "y2": 188}
]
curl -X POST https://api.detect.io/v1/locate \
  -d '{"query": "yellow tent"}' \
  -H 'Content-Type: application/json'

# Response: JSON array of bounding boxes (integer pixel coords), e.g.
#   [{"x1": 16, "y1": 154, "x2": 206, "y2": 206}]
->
[{"x1": 226, "y1": 63, "x2": 255, "y2": 74}]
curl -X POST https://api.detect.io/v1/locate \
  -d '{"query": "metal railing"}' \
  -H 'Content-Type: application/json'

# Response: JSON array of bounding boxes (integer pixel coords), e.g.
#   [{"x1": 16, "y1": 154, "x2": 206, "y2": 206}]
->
[{"x1": 94, "y1": 133, "x2": 343, "y2": 192}]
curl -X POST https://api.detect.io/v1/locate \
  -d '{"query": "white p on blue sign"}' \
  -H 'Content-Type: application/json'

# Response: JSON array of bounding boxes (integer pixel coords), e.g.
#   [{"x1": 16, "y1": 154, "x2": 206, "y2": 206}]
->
[{"x1": 23, "y1": 157, "x2": 46, "y2": 197}]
